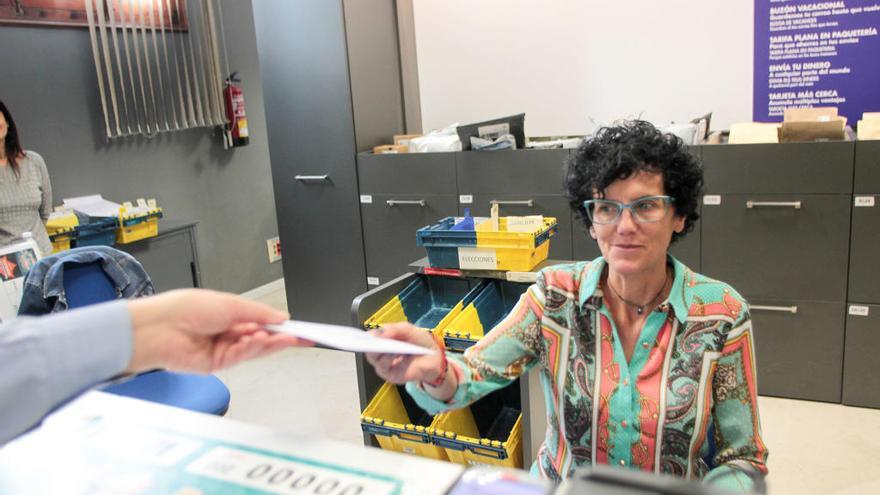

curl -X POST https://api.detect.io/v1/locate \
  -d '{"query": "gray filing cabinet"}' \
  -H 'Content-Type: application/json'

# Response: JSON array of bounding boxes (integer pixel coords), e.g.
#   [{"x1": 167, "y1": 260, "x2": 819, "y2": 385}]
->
[
  {"x1": 701, "y1": 142, "x2": 854, "y2": 402},
  {"x1": 842, "y1": 303, "x2": 880, "y2": 408},
  {"x1": 118, "y1": 220, "x2": 201, "y2": 292},
  {"x1": 848, "y1": 141, "x2": 880, "y2": 303},
  {"x1": 456, "y1": 149, "x2": 574, "y2": 260},
  {"x1": 358, "y1": 152, "x2": 459, "y2": 285},
  {"x1": 843, "y1": 141, "x2": 880, "y2": 407}
]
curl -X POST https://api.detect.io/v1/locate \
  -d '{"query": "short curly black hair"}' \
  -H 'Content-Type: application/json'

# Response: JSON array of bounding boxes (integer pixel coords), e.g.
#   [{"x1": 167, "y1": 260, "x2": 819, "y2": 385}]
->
[{"x1": 565, "y1": 120, "x2": 703, "y2": 244}]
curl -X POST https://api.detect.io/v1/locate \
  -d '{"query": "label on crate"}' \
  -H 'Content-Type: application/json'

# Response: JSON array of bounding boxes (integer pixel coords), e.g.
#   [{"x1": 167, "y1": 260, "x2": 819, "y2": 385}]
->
[
  {"x1": 458, "y1": 248, "x2": 497, "y2": 270},
  {"x1": 360, "y1": 195, "x2": 373, "y2": 204},
  {"x1": 367, "y1": 277, "x2": 380, "y2": 286},
  {"x1": 703, "y1": 195, "x2": 721, "y2": 206},
  {"x1": 849, "y1": 305, "x2": 870, "y2": 317},
  {"x1": 459, "y1": 195, "x2": 473, "y2": 204},
  {"x1": 506, "y1": 215, "x2": 544, "y2": 232},
  {"x1": 855, "y1": 196, "x2": 875, "y2": 208},
  {"x1": 506, "y1": 271, "x2": 537, "y2": 283}
]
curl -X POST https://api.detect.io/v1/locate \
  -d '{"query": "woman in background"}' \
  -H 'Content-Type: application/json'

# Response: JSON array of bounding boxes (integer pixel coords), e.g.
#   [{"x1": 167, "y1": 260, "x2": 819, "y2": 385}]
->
[{"x1": 0, "y1": 100, "x2": 53, "y2": 255}]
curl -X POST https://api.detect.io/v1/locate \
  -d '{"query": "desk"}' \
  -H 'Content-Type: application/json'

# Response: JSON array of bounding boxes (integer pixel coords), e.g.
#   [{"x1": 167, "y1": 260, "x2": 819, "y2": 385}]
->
[
  {"x1": 0, "y1": 392, "x2": 464, "y2": 495},
  {"x1": 118, "y1": 220, "x2": 202, "y2": 291}
]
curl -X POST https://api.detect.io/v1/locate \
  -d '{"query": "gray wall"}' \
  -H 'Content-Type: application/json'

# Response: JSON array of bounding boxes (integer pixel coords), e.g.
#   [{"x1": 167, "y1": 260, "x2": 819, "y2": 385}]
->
[{"x1": 0, "y1": 0, "x2": 280, "y2": 293}]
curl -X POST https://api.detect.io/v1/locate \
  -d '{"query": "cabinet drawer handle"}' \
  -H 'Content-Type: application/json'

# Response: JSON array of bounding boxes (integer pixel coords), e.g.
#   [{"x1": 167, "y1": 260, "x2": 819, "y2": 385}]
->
[
  {"x1": 386, "y1": 199, "x2": 426, "y2": 207},
  {"x1": 751, "y1": 305, "x2": 798, "y2": 314},
  {"x1": 490, "y1": 199, "x2": 534, "y2": 207},
  {"x1": 294, "y1": 174, "x2": 329, "y2": 181},
  {"x1": 746, "y1": 201, "x2": 801, "y2": 209}
]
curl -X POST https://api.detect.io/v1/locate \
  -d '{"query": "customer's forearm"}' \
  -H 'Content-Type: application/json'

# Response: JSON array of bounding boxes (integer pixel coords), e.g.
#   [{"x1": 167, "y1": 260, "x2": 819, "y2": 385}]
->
[{"x1": 0, "y1": 301, "x2": 132, "y2": 444}]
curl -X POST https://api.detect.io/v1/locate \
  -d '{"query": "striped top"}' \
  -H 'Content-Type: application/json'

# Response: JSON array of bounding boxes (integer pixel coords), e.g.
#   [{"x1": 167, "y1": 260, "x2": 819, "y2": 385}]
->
[
  {"x1": 0, "y1": 151, "x2": 53, "y2": 255},
  {"x1": 407, "y1": 256, "x2": 768, "y2": 492}
]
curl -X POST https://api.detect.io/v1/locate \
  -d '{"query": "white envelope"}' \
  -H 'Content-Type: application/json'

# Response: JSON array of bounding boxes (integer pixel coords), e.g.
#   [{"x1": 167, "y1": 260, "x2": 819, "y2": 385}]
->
[{"x1": 266, "y1": 321, "x2": 433, "y2": 355}]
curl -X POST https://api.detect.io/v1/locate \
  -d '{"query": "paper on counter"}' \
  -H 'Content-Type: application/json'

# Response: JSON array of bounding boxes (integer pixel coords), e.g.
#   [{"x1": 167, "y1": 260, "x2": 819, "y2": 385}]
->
[{"x1": 265, "y1": 321, "x2": 433, "y2": 355}]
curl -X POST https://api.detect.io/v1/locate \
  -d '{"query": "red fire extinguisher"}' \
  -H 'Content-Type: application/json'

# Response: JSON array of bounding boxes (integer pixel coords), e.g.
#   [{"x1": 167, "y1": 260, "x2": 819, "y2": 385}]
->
[{"x1": 224, "y1": 72, "x2": 250, "y2": 147}]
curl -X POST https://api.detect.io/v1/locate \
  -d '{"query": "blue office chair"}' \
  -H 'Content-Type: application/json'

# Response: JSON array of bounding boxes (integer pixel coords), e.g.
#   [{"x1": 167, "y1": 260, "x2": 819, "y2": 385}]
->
[{"x1": 63, "y1": 261, "x2": 231, "y2": 415}]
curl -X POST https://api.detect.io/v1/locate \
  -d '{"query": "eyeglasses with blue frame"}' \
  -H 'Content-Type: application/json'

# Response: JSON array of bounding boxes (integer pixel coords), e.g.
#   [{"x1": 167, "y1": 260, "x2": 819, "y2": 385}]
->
[{"x1": 582, "y1": 195, "x2": 675, "y2": 224}]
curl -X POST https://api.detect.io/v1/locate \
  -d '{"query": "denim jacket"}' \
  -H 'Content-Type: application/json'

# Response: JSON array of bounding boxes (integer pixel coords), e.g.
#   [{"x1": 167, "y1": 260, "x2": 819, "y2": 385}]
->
[{"x1": 18, "y1": 246, "x2": 154, "y2": 316}]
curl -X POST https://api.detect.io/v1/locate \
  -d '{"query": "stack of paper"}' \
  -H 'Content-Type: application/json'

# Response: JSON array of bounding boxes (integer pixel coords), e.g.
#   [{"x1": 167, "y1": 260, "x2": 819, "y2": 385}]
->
[{"x1": 63, "y1": 194, "x2": 122, "y2": 218}]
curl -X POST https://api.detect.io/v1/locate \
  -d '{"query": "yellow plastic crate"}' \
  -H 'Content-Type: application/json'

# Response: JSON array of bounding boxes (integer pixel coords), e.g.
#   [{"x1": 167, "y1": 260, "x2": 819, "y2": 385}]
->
[
  {"x1": 443, "y1": 280, "x2": 526, "y2": 352},
  {"x1": 46, "y1": 212, "x2": 79, "y2": 233},
  {"x1": 116, "y1": 203, "x2": 163, "y2": 244},
  {"x1": 49, "y1": 231, "x2": 74, "y2": 253},
  {"x1": 116, "y1": 216, "x2": 160, "y2": 244},
  {"x1": 361, "y1": 382, "x2": 476, "y2": 461},
  {"x1": 431, "y1": 386, "x2": 523, "y2": 468},
  {"x1": 416, "y1": 216, "x2": 557, "y2": 272},
  {"x1": 363, "y1": 275, "x2": 475, "y2": 333},
  {"x1": 433, "y1": 408, "x2": 522, "y2": 468}
]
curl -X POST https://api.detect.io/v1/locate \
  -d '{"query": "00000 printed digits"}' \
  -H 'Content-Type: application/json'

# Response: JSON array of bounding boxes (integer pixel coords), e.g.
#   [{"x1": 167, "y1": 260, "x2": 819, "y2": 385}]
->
[{"x1": 186, "y1": 446, "x2": 399, "y2": 495}]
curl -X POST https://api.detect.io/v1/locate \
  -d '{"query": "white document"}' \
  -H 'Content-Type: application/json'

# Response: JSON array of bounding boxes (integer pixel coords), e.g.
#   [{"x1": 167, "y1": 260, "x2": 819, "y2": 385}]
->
[
  {"x1": 265, "y1": 321, "x2": 433, "y2": 355},
  {"x1": 63, "y1": 194, "x2": 122, "y2": 217}
]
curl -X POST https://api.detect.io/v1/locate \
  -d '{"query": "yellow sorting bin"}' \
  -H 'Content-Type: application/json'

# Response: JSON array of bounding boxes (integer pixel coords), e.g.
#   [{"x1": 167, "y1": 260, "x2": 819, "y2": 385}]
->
[
  {"x1": 46, "y1": 212, "x2": 80, "y2": 253},
  {"x1": 431, "y1": 384, "x2": 524, "y2": 468},
  {"x1": 48, "y1": 229, "x2": 75, "y2": 253},
  {"x1": 116, "y1": 202, "x2": 163, "y2": 244},
  {"x1": 363, "y1": 275, "x2": 477, "y2": 334},
  {"x1": 433, "y1": 408, "x2": 523, "y2": 468},
  {"x1": 361, "y1": 382, "x2": 476, "y2": 461},
  {"x1": 416, "y1": 216, "x2": 557, "y2": 272}
]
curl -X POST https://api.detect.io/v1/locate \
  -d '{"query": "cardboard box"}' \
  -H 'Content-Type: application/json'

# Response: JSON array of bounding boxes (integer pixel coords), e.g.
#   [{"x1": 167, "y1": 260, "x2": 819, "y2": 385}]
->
[
  {"x1": 779, "y1": 117, "x2": 846, "y2": 142},
  {"x1": 373, "y1": 144, "x2": 407, "y2": 154},
  {"x1": 728, "y1": 123, "x2": 780, "y2": 144},
  {"x1": 858, "y1": 119, "x2": 880, "y2": 140},
  {"x1": 784, "y1": 107, "x2": 838, "y2": 122},
  {"x1": 393, "y1": 134, "x2": 422, "y2": 149}
]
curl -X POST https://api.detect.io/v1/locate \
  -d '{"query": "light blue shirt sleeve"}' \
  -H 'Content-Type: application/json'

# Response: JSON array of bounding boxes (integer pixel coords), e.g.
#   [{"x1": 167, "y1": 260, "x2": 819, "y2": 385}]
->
[{"x1": 0, "y1": 301, "x2": 133, "y2": 444}]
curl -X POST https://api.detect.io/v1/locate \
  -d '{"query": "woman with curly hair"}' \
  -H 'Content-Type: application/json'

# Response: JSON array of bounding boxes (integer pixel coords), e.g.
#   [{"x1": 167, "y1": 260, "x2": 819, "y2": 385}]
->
[
  {"x1": 367, "y1": 121, "x2": 767, "y2": 492},
  {"x1": 0, "y1": 100, "x2": 53, "y2": 255}
]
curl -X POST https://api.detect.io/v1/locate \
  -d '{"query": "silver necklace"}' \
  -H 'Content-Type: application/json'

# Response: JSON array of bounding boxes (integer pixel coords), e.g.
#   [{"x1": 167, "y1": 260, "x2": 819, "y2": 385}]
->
[{"x1": 607, "y1": 272, "x2": 669, "y2": 315}]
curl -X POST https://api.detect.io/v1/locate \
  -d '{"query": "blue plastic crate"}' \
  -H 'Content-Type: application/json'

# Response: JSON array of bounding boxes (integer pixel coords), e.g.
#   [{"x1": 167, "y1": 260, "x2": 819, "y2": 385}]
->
[{"x1": 72, "y1": 217, "x2": 118, "y2": 247}]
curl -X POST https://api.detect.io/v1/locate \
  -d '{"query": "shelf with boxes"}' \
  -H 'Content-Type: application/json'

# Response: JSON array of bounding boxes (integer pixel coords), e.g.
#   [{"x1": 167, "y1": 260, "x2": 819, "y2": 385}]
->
[
  {"x1": 352, "y1": 141, "x2": 880, "y2": 409},
  {"x1": 352, "y1": 270, "x2": 542, "y2": 469},
  {"x1": 45, "y1": 199, "x2": 163, "y2": 254},
  {"x1": 352, "y1": 213, "x2": 564, "y2": 469},
  {"x1": 356, "y1": 148, "x2": 702, "y2": 289}
]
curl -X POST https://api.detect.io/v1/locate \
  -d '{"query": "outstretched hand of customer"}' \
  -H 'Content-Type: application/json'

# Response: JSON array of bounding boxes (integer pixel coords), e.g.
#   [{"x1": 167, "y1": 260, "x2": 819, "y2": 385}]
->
[
  {"x1": 125, "y1": 289, "x2": 311, "y2": 374},
  {"x1": 365, "y1": 322, "x2": 445, "y2": 384}
]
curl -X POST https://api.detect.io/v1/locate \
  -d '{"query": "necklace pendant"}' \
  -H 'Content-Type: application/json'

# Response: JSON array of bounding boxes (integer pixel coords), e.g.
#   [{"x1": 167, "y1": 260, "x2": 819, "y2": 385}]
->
[{"x1": 637, "y1": 307, "x2": 644, "y2": 315}]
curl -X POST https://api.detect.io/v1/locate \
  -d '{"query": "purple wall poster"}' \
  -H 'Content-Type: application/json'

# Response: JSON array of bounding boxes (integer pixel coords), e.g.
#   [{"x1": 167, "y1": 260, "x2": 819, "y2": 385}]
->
[{"x1": 754, "y1": 0, "x2": 880, "y2": 121}]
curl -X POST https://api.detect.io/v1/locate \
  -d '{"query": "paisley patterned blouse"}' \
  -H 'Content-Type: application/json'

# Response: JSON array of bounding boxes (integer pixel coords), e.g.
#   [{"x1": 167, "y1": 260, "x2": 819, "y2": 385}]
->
[{"x1": 407, "y1": 256, "x2": 768, "y2": 492}]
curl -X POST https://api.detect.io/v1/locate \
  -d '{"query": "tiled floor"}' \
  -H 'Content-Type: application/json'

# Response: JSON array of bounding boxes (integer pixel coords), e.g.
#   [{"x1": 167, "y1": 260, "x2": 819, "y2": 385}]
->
[{"x1": 222, "y1": 285, "x2": 880, "y2": 494}]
